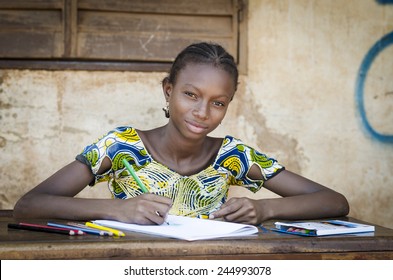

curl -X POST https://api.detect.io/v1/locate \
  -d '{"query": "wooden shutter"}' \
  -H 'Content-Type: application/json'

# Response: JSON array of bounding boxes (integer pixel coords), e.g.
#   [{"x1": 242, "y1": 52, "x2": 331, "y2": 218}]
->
[
  {"x1": 0, "y1": 0, "x2": 247, "y2": 72},
  {"x1": 0, "y1": 0, "x2": 64, "y2": 58}
]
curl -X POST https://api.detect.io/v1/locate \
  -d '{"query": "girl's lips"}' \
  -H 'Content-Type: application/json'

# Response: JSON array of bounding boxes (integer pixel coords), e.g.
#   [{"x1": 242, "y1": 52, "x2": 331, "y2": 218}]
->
[{"x1": 185, "y1": 120, "x2": 208, "y2": 134}]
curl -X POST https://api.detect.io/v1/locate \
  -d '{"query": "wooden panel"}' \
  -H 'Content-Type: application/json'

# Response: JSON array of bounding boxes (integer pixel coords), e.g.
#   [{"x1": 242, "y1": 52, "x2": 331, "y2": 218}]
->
[
  {"x1": 0, "y1": 32, "x2": 63, "y2": 58},
  {"x1": 0, "y1": 0, "x2": 245, "y2": 72},
  {"x1": 76, "y1": 11, "x2": 235, "y2": 61},
  {"x1": 0, "y1": 60, "x2": 172, "y2": 72},
  {"x1": 0, "y1": 0, "x2": 63, "y2": 9},
  {"x1": 78, "y1": 0, "x2": 233, "y2": 15},
  {"x1": 0, "y1": 10, "x2": 62, "y2": 31},
  {"x1": 78, "y1": 34, "x2": 235, "y2": 62},
  {"x1": 64, "y1": 0, "x2": 78, "y2": 57},
  {"x1": 0, "y1": 8, "x2": 64, "y2": 58},
  {"x1": 78, "y1": 12, "x2": 233, "y2": 35},
  {"x1": 237, "y1": 0, "x2": 248, "y2": 73}
]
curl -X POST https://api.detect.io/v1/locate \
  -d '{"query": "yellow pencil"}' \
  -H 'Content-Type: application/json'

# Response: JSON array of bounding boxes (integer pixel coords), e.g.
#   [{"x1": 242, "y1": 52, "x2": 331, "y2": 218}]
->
[{"x1": 85, "y1": 222, "x2": 125, "y2": 237}]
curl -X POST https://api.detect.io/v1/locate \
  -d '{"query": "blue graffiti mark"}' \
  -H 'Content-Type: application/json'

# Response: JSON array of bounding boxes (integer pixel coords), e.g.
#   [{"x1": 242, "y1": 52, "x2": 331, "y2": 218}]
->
[
  {"x1": 376, "y1": 0, "x2": 393, "y2": 4},
  {"x1": 355, "y1": 31, "x2": 393, "y2": 143}
]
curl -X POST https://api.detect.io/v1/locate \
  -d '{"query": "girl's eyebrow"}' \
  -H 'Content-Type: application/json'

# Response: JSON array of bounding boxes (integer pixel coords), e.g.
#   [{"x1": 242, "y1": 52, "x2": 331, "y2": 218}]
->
[
  {"x1": 183, "y1": 84, "x2": 232, "y2": 100},
  {"x1": 183, "y1": 83, "x2": 198, "y2": 89}
]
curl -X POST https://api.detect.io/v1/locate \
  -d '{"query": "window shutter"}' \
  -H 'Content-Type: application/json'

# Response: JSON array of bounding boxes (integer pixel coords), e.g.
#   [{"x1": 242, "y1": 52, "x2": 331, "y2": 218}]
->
[{"x1": 0, "y1": 0, "x2": 247, "y2": 72}]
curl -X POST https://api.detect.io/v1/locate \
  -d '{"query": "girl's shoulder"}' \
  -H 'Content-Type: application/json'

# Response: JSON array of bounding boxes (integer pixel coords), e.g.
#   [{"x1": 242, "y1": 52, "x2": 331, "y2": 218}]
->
[
  {"x1": 216, "y1": 135, "x2": 272, "y2": 161},
  {"x1": 84, "y1": 125, "x2": 146, "y2": 157},
  {"x1": 214, "y1": 135, "x2": 249, "y2": 161},
  {"x1": 220, "y1": 135, "x2": 248, "y2": 151},
  {"x1": 109, "y1": 126, "x2": 141, "y2": 140},
  {"x1": 92, "y1": 126, "x2": 144, "y2": 146}
]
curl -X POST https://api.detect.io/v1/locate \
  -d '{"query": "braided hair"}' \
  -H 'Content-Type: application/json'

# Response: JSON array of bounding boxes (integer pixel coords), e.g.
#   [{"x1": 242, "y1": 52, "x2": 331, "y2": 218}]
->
[{"x1": 164, "y1": 42, "x2": 239, "y2": 91}]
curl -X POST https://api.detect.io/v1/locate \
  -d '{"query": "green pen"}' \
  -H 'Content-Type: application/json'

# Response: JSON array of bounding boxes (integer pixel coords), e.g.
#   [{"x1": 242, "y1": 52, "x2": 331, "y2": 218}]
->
[
  {"x1": 122, "y1": 158, "x2": 149, "y2": 193},
  {"x1": 122, "y1": 158, "x2": 169, "y2": 225}
]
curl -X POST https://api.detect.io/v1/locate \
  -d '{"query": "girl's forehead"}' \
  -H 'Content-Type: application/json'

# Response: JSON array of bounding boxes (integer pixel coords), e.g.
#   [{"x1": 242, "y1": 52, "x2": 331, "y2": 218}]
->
[
  {"x1": 175, "y1": 63, "x2": 236, "y2": 98},
  {"x1": 177, "y1": 63, "x2": 234, "y2": 85}
]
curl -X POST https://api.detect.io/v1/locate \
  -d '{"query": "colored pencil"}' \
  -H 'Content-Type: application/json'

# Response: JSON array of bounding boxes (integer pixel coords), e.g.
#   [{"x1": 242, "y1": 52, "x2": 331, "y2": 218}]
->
[
  {"x1": 122, "y1": 158, "x2": 149, "y2": 193},
  {"x1": 86, "y1": 222, "x2": 125, "y2": 237},
  {"x1": 8, "y1": 223, "x2": 78, "y2": 236},
  {"x1": 19, "y1": 222, "x2": 85, "y2": 235},
  {"x1": 67, "y1": 222, "x2": 114, "y2": 236},
  {"x1": 47, "y1": 222, "x2": 111, "y2": 236},
  {"x1": 122, "y1": 159, "x2": 169, "y2": 225},
  {"x1": 258, "y1": 224, "x2": 269, "y2": 233}
]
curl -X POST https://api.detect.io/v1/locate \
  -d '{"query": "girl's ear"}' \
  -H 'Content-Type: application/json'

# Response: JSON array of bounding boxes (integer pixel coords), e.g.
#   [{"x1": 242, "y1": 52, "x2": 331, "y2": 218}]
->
[{"x1": 162, "y1": 77, "x2": 172, "y2": 101}]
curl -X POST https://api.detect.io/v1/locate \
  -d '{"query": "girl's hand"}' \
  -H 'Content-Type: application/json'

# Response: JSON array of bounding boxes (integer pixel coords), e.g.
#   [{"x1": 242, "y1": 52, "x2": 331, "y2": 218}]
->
[
  {"x1": 209, "y1": 197, "x2": 268, "y2": 225},
  {"x1": 115, "y1": 193, "x2": 173, "y2": 225}
]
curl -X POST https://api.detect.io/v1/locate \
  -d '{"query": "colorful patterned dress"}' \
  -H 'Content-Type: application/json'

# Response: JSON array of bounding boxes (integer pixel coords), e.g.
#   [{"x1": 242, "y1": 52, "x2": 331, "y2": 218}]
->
[{"x1": 76, "y1": 126, "x2": 284, "y2": 218}]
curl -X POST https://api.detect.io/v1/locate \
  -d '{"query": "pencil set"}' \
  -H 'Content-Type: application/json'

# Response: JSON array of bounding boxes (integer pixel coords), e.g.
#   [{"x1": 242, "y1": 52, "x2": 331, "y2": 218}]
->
[
  {"x1": 8, "y1": 223, "x2": 84, "y2": 236},
  {"x1": 8, "y1": 221, "x2": 125, "y2": 237}
]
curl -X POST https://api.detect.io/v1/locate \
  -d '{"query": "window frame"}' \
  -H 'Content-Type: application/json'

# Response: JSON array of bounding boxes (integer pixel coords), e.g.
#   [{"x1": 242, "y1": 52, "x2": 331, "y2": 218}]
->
[{"x1": 0, "y1": 0, "x2": 247, "y2": 73}]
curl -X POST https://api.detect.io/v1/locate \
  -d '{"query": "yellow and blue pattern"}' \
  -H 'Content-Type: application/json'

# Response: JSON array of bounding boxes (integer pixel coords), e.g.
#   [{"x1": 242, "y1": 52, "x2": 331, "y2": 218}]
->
[{"x1": 77, "y1": 126, "x2": 284, "y2": 217}]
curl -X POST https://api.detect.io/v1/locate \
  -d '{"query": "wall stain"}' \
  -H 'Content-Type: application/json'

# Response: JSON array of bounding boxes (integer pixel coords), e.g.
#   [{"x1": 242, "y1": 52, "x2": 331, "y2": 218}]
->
[
  {"x1": 62, "y1": 126, "x2": 90, "y2": 135},
  {"x1": 56, "y1": 73, "x2": 64, "y2": 115},
  {"x1": 0, "y1": 100, "x2": 11, "y2": 109},
  {"x1": 233, "y1": 83, "x2": 305, "y2": 174},
  {"x1": 0, "y1": 71, "x2": 10, "y2": 88},
  {"x1": 0, "y1": 136, "x2": 6, "y2": 148}
]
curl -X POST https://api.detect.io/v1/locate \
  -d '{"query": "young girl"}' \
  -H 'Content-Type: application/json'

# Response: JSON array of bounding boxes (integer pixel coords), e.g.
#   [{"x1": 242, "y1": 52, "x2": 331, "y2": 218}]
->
[{"x1": 13, "y1": 42, "x2": 349, "y2": 225}]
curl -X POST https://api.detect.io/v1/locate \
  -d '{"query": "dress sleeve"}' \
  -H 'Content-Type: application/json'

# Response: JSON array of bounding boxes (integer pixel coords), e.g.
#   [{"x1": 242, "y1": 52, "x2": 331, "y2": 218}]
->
[
  {"x1": 75, "y1": 126, "x2": 147, "y2": 186},
  {"x1": 215, "y1": 136, "x2": 285, "y2": 193}
]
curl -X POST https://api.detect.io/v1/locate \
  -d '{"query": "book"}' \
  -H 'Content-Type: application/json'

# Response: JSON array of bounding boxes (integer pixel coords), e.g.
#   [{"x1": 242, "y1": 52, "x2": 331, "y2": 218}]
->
[
  {"x1": 273, "y1": 220, "x2": 375, "y2": 236},
  {"x1": 92, "y1": 214, "x2": 258, "y2": 241}
]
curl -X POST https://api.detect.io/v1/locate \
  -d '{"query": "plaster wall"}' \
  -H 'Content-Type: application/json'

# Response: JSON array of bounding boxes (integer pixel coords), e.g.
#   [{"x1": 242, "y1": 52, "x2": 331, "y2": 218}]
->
[{"x1": 0, "y1": 0, "x2": 392, "y2": 228}]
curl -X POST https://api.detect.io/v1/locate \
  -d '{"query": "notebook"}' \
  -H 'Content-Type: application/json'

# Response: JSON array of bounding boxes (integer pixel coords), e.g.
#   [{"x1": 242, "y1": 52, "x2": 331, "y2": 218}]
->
[
  {"x1": 92, "y1": 215, "x2": 258, "y2": 241},
  {"x1": 273, "y1": 220, "x2": 375, "y2": 236}
]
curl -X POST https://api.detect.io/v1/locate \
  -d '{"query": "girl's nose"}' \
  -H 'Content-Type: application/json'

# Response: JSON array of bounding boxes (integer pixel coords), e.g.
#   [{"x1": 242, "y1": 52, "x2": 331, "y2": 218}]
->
[{"x1": 192, "y1": 101, "x2": 209, "y2": 120}]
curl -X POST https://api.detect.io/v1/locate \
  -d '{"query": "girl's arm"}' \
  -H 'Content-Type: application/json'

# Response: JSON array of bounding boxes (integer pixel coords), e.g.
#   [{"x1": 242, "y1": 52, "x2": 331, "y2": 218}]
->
[
  {"x1": 262, "y1": 169, "x2": 349, "y2": 220},
  {"x1": 210, "y1": 169, "x2": 350, "y2": 225},
  {"x1": 13, "y1": 159, "x2": 172, "y2": 224}
]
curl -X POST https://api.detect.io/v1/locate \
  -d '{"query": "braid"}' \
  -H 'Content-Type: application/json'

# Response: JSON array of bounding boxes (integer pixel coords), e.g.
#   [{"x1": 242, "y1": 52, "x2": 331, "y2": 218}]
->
[{"x1": 165, "y1": 42, "x2": 238, "y2": 91}]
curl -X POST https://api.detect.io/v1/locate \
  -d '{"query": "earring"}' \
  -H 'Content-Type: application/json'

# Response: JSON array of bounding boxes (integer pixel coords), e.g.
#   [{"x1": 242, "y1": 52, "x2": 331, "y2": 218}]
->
[{"x1": 162, "y1": 102, "x2": 170, "y2": 118}]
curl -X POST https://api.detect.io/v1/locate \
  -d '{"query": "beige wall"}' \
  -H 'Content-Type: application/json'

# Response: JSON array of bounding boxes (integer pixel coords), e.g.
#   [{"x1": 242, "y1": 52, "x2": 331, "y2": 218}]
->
[{"x1": 1, "y1": 0, "x2": 392, "y2": 228}]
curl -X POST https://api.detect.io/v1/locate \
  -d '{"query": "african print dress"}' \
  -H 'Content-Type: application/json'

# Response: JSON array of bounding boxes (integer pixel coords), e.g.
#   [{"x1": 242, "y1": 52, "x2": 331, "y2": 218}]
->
[{"x1": 76, "y1": 126, "x2": 284, "y2": 218}]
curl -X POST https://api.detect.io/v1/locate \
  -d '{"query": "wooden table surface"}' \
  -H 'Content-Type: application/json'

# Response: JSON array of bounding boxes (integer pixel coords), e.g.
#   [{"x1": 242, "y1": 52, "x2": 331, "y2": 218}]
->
[{"x1": 1, "y1": 210, "x2": 392, "y2": 260}]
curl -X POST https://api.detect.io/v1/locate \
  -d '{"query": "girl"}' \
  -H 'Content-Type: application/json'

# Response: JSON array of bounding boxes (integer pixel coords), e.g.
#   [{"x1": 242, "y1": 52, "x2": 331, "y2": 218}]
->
[{"x1": 13, "y1": 42, "x2": 349, "y2": 225}]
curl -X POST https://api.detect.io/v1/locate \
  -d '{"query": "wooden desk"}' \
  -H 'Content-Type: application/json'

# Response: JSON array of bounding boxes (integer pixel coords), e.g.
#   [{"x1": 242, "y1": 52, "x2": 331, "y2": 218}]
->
[{"x1": 1, "y1": 210, "x2": 392, "y2": 260}]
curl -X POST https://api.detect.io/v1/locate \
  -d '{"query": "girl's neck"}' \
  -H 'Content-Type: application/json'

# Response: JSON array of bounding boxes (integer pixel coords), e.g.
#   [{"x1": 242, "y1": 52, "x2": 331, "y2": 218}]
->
[
  {"x1": 138, "y1": 125, "x2": 221, "y2": 176},
  {"x1": 164, "y1": 124, "x2": 206, "y2": 157}
]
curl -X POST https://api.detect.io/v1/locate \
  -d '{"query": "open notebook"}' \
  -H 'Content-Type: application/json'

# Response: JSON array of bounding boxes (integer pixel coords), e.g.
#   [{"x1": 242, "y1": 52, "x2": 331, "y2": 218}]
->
[{"x1": 92, "y1": 215, "x2": 258, "y2": 241}]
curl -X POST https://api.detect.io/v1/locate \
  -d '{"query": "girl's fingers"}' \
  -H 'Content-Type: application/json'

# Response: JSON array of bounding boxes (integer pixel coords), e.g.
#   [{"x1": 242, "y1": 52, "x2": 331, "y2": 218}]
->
[
  {"x1": 210, "y1": 198, "x2": 258, "y2": 224},
  {"x1": 145, "y1": 196, "x2": 172, "y2": 224},
  {"x1": 210, "y1": 198, "x2": 242, "y2": 219}
]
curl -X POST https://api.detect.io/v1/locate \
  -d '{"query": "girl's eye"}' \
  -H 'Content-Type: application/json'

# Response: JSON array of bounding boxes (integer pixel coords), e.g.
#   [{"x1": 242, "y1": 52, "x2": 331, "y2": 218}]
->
[
  {"x1": 185, "y1": 92, "x2": 196, "y2": 98},
  {"x1": 213, "y1": 101, "x2": 225, "y2": 107}
]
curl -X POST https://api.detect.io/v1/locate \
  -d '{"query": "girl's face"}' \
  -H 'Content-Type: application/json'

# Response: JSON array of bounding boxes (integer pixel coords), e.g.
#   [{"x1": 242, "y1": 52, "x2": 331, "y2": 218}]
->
[{"x1": 164, "y1": 63, "x2": 236, "y2": 140}]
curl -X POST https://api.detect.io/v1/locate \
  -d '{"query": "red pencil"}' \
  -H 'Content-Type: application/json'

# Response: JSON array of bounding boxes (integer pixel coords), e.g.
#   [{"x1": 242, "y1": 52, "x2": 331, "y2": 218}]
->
[
  {"x1": 8, "y1": 223, "x2": 83, "y2": 236},
  {"x1": 19, "y1": 222, "x2": 85, "y2": 235}
]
